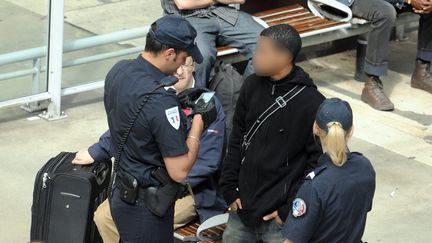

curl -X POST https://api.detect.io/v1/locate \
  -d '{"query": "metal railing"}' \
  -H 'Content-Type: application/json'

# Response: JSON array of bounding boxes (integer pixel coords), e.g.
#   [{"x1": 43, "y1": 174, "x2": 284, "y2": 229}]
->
[{"x1": 0, "y1": 25, "x2": 150, "y2": 119}]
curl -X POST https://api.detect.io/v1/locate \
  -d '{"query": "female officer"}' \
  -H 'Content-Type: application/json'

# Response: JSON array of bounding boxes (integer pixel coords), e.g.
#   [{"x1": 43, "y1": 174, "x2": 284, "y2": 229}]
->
[{"x1": 283, "y1": 98, "x2": 376, "y2": 243}]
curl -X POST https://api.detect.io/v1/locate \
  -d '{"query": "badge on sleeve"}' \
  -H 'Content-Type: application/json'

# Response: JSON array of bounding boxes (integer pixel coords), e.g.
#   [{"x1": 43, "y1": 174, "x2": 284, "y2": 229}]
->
[
  {"x1": 165, "y1": 106, "x2": 180, "y2": 130},
  {"x1": 292, "y1": 198, "x2": 307, "y2": 218}
]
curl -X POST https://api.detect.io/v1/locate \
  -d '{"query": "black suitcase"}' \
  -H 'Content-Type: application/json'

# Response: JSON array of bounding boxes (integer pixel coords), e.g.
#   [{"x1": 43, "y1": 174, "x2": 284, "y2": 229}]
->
[{"x1": 30, "y1": 152, "x2": 112, "y2": 243}]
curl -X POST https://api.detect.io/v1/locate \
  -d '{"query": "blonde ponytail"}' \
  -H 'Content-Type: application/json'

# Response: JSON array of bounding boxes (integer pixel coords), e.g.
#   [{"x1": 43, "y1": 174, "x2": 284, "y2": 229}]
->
[{"x1": 319, "y1": 122, "x2": 349, "y2": 167}]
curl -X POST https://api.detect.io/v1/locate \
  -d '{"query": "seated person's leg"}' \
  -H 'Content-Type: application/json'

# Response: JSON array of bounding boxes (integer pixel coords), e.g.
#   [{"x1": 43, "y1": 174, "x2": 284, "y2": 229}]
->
[
  {"x1": 218, "y1": 11, "x2": 265, "y2": 78},
  {"x1": 416, "y1": 13, "x2": 432, "y2": 63},
  {"x1": 412, "y1": 12, "x2": 432, "y2": 93},
  {"x1": 93, "y1": 199, "x2": 120, "y2": 243},
  {"x1": 174, "y1": 194, "x2": 197, "y2": 230},
  {"x1": 185, "y1": 16, "x2": 218, "y2": 83},
  {"x1": 95, "y1": 195, "x2": 198, "y2": 240},
  {"x1": 351, "y1": 0, "x2": 397, "y2": 111}
]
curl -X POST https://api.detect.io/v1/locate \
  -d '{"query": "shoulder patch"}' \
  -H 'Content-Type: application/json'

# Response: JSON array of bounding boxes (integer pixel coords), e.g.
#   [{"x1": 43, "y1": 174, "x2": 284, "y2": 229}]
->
[
  {"x1": 292, "y1": 198, "x2": 307, "y2": 218},
  {"x1": 305, "y1": 166, "x2": 327, "y2": 180},
  {"x1": 165, "y1": 106, "x2": 180, "y2": 130}
]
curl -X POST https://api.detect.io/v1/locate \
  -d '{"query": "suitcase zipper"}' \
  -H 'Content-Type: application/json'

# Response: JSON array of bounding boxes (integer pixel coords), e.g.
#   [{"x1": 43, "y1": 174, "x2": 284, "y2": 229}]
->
[
  {"x1": 49, "y1": 152, "x2": 71, "y2": 173},
  {"x1": 39, "y1": 152, "x2": 71, "y2": 239},
  {"x1": 42, "y1": 173, "x2": 50, "y2": 189},
  {"x1": 41, "y1": 153, "x2": 70, "y2": 189},
  {"x1": 41, "y1": 178, "x2": 53, "y2": 238}
]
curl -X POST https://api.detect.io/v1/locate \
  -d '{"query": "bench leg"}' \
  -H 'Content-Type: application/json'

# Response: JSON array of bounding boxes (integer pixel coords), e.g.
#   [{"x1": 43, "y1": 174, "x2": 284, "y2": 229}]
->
[{"x1": 355, "y1": 34, "x2": 368, "y2": 82}]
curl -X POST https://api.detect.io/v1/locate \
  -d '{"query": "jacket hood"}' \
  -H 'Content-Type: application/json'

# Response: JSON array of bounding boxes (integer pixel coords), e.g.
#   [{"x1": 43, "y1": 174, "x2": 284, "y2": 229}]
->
[{"x1": 263, "y1": 66, "x2": 317, "y2": 93}]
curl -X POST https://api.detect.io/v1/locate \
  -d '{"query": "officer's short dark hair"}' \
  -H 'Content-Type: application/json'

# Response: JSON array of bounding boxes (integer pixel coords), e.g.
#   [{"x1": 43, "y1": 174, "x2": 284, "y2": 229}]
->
[
  {"x1": 145, "y1": 23, "x2": 180, "y2": 55},
  {"x1": 260, "y1": 24, "x2": 302, "y2": 62}
]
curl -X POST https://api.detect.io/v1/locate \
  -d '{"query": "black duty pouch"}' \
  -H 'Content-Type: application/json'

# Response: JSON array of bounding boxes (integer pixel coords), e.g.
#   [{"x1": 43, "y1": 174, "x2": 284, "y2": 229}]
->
[
  {"x1": 143, "y1": 167, "x2": 185, "y2": 217},
  {"x1": 117, "y1": 171, "x2": 138, "y2": 205}
]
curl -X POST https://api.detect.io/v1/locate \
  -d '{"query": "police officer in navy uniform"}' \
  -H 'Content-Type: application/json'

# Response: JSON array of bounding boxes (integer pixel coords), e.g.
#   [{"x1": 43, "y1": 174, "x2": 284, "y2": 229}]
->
[
  {"x1": 282, "y1": 98, "x2": 376, "y2": 243},
  {"x1": 104, "y1": 15, "x2": 217, "y2": 242}
]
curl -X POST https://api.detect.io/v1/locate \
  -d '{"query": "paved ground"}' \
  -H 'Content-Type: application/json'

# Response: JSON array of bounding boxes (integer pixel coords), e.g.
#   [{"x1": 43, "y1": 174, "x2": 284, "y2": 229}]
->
[{"x1": 1, "y1": 1, "x2": 432, "y2": 243}]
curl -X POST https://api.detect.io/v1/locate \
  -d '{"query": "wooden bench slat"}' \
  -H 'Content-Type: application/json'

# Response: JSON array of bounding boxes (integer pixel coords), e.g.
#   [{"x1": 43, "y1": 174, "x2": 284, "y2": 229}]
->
[
  {"x1": 277, "y1": 17, "x2": 340, "y2": 28},
  {"x1": 254, "y1": 4, "x2": 304, "y2": 18},
  {"x1": 175, "y1": 229, "x2": 192, "y2": 236},
  {"x1": 204, "y1": 227, "x2": 221, "y2": 235},
  {"x1": 260, "y1": 11, "x2": 312, "y2": 23},
  {"x1": 261, "y1": 10, "x2": 348, "y2": 33},
  {"x1": 297, "y1": 22, "x2": 348, "y2": 33},
  {"x1": 175, "y1": 222, "x2": 199, "y2": 236},
  {"x1": 200, "y1": 225, "x2": 226, "y2": 237},
  {"x1": 176, "y1": 225, "x2": 195, "y2": 233},
  {"x1": 262, "y1": 13, "x2": 316, "y2": 24},
  {"x1": 181, "y1": 227, "x2": 197, "y2": 235},
  {"x1": 175, "y1": 222, "x2": 225, "y2": 242},
  {"x1": 258, "y1": 8, "x2": 310, "y2": 19},
  {"x1": 284, "y1": 15, "x2": 326, "y2": 25}
]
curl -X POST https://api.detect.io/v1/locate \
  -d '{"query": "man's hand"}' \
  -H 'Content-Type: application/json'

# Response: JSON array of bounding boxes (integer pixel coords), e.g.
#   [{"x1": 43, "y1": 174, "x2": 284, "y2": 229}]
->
[
  {"x1": 177, "y1": 87, "x2": 209, "y2": 109},
  {"x1": 216, "y1": 0, "x2": 246, "y2": 4},
  {"x1": 229, "y1": 198, "x2": 242, "y2": 211},
  {"x1": 413, "y1": 7, "x2": 432, "y2": 14},
  {"x1": 193, "y1": 99, "x2": 217, "y2": 129},
  {"x1": 411, "y1": 0, "x2": 432, "y2": 14},
  {"x1": 72, "y1": 149, "x2": 95, "y2": 165},
  {"x1": 263, "y1": 210, "x2": 284, "y2": 226}
]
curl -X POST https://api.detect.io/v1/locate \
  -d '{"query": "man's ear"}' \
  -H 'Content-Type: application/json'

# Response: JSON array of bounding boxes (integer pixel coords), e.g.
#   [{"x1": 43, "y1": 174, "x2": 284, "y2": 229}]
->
[
  {"x1": 164, "y1": 48, "x2": 177, "y2": 61},
  {"x1": 287, "y1": 51, "x2": 294, "y2": 65},
  {"x1": 312, "y1": 122, "x2": 320, "y2": 136}
]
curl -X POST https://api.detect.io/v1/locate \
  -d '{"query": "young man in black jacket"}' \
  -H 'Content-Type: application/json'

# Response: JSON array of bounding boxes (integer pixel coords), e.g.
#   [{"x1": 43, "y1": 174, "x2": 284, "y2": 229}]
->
[{"x1": 220, "y1": 24, "x2": 326, "y2": 242}]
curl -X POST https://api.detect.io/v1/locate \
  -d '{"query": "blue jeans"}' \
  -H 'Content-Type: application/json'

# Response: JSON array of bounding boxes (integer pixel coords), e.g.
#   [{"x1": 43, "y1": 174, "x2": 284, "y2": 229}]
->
[
  {"x1": 223, "y1": 211, "x2": 285, "y2": 243},
  {"x1": 186, "y1": 11, "x2": 264, "y2": 83},
  {"x1": 351, "y1": 0, "x2": 432, "y2": 76},
  {"x1": 110, "y1": 187, "x2": 174, "y2": 243}
]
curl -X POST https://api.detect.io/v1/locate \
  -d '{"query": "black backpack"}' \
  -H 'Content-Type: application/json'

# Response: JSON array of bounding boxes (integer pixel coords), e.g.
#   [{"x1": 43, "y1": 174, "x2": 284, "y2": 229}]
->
[{"x1": 209, "y1": 62, "x2": 244, "y2": 144}]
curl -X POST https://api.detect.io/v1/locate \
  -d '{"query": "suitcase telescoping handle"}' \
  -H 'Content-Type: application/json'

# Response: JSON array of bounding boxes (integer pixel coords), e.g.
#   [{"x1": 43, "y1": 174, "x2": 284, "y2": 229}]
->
[
  {"x1": 72, "y1": 160, "x2": 109, "y2": 186},
  {"x1": 93, "y1": 162, "x2": 109, "y2": 185}
]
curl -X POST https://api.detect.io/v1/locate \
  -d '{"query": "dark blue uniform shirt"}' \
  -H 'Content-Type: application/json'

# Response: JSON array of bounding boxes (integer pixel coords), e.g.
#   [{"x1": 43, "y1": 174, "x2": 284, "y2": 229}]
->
[
  {"x1": 104, "y1": 55, "x2": 189, "y2": 188},
  {"x1": 102, "y1": 61, "x2": 227, "y2": 220},
  {"x1": 282, "y1": 152, "x2": 376, "y2": 243}
]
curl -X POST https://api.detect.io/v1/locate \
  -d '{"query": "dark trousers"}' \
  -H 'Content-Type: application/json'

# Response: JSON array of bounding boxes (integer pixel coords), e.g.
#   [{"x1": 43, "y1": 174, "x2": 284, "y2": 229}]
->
[
  {"x1": 110, "y1": 187, "x2": 174, "y2": 243},
  {"x1": 186, "y1": 11, "x2": 264, "y2": 83},
  {"x1": 351, "y1": 0, "x2": 432, "y2": 76}
]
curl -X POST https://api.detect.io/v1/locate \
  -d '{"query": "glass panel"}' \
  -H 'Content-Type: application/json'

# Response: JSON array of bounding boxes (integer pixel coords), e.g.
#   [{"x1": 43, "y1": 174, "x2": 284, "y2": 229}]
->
[
  {"x1": 61, "y1": 0, "x2": 163, "y2": 88},
  {"x1": 0, "y1": 0, "x2": 49, "y2": 101}
]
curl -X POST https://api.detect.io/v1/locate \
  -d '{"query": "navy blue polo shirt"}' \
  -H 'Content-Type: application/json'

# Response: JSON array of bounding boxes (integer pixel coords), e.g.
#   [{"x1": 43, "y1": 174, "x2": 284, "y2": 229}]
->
[
  {"x1": 282, "y1": 152, "x2": 376, "y2": 243},
  {"x1": 104, "y1": 55, "x2": 189, "y2": 188}
]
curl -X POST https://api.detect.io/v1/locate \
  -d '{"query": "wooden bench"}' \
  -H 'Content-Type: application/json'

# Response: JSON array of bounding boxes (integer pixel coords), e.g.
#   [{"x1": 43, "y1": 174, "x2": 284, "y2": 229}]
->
[
  {"x1": 217, "y1": 4, "x2": 351, "y2": 60},
  {"x1": 254, "y1": 4, "x2": 350, "y2": 35},
  {"x1": 174, "y1": 221, "x2": 202, "y2": 242},
  {"x1": 174, "y1": 217, "x2": 226, "y2": 243}
]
